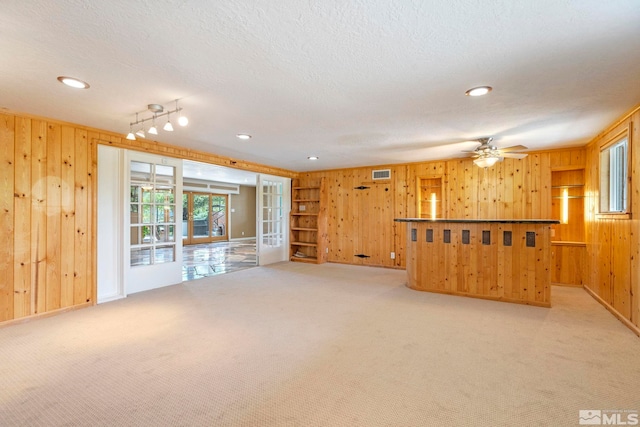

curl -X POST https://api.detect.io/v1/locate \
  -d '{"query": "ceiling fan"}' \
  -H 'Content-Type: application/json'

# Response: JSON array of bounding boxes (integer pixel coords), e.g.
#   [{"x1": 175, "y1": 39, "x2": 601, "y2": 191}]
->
[{"x1": 464, "y1": 137, "x2": 528, "y2": 168}]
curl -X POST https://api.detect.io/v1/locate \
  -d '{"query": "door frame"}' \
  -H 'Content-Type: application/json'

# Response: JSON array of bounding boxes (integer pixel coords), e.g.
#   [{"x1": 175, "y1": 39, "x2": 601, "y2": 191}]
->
[{"x1": 182, "y1": 191, "x2": 229, "y2": 245}]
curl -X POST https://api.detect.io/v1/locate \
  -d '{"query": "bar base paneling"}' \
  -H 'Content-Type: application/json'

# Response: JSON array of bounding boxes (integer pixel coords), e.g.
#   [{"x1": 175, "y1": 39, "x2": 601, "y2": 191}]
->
[
  {"x1": 550, "y1": 241, "x2": 585, "y2": 286},
  {"x1": 397, "y1": 219, "x2": 558, "y2": 307}
]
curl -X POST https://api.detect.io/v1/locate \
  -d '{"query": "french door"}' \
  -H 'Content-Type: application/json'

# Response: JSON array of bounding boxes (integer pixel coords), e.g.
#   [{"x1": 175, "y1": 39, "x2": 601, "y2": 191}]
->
[
  {"x1": 257, "y1": 174, "x2": 291, "y2": 265},
  {"x1": 126, "y1": 152, "x2": 183, "y2": 294},
  {"x1": 182, "y1": 192, "x2": 228, "y2": 245}
]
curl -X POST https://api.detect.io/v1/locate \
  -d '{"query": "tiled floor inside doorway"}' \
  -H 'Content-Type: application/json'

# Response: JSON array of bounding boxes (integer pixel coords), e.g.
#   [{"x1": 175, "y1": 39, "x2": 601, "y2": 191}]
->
[{"x1": 183, "y1": 239, "x2": 256, "y2": 282}]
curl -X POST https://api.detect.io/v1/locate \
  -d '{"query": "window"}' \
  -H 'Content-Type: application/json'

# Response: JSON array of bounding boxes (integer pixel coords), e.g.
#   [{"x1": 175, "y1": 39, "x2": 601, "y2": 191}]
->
[{"x1": 599, "y1": 130, "x2": 630, "y2": 215}]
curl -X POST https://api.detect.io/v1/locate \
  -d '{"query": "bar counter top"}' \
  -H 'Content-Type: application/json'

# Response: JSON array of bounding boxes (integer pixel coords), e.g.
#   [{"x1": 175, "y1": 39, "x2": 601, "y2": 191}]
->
[{"x1": 395, "y1": 218, "x2": 560, "y2": 224}]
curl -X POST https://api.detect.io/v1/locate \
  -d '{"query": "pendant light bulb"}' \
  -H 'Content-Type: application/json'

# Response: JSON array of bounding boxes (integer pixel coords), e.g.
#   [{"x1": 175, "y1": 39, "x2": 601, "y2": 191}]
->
[
  {"x1": 148, "y1": 115, "x2": 158, "y2": 135},
  {"x1": 175, "y1": 99, "x2": 188, "y2": 126},
  {"x1": 126, "y1": 124, "x2": 136, "y2": 140},
  {"x1": 136, "y1": 128, "x2": 145, "y2": 138},
  {"x1": 164, "y1": 112, "x2": 174, "y2": 132}
]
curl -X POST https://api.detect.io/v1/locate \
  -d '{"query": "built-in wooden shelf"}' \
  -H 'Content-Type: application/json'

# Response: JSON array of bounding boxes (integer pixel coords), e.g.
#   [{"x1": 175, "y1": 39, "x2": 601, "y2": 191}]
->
[
  {"x1": 290, "y1": 178, "x2": 328, "y2": 264},
  {"x1": 291, "y1": 241, "x2": 317, "y2": 247},
  {"x1": 290, "y1": 256, "x2": 318, "y2": 263}
]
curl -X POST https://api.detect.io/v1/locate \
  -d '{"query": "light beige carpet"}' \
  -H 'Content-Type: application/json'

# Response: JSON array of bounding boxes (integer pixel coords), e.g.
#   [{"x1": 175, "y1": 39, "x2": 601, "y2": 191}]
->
[{"x1": 1, "y1": 262, "x2": 639, "y2": 426}]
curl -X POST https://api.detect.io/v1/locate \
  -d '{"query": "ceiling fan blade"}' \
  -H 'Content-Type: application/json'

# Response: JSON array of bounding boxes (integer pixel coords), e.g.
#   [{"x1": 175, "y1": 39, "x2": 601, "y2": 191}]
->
[
  {"x1": 500, "y1": 152, "x2": 528, "y2": 159},
  {"x1": 499, "y1": 145, "x2": 528, "y2": 153}
]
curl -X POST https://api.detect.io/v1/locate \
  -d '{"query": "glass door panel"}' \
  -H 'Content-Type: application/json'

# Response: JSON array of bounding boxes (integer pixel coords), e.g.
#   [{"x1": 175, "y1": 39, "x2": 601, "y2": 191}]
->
[
  {"x1": 193, "y1": 194, "x2": 210, "y2": 240},
  {"x1": 211, "y1": 195, "x2": 227, "y2": 241}
]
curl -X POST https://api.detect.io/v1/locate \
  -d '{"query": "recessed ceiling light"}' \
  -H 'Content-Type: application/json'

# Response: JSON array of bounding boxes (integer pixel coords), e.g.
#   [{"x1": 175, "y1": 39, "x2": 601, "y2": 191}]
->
[
  {"x1": 308, "y1": 156, "x2": 319, "y2": 160},
  {"x1": 236, "y1": 134, "x2": 252, "y2": 140},
  {"x1": 57, "y1": 76, "x2": 90, "y2": 89},
  {"x1": 465, "y1": 86, "x2": 492, "y2": 97}
]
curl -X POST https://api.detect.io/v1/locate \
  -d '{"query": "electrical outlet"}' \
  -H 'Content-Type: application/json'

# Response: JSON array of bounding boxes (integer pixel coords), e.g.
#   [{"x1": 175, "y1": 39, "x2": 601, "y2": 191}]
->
[
  {"x1": 242, "y1": 231, "x2": 244, "y2": 236},
  {"x1": 390, "y1": 252, "x2": 395, "y2": 259},
  {"x1": 299, "y1": 205, "x2": 306, "y2": 211},
  {"x1": 326, "y1": 248, "x2": 328, "y2": 253}
]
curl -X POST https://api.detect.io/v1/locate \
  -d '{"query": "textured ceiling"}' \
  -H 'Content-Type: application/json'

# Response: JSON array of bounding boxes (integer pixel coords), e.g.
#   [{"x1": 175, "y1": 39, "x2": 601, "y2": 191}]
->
[{"x1": 2, "y1": 1, "x2": 640, "y2": 172}]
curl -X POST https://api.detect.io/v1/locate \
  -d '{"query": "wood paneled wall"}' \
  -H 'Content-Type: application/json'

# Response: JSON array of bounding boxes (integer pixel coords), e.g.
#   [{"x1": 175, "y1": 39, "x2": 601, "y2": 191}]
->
[
  {"x1": 0, "y1": 113, "x2": 96, "y2": 322},
  {"x1": 584, "y1": 105, "x2": 640, "y2": 332},
  {"x1": 0, "y1": 110, "x2": 297, "y2": 325},
  {"x1": 301, "y1": 149, "x2": 584, "y2": 268}
]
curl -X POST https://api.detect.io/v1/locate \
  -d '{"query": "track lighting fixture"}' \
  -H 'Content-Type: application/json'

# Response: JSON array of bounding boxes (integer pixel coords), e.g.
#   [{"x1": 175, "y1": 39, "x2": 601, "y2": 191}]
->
[{"x1": 125, "y1": 100, "x2": 187, "y2": 140}]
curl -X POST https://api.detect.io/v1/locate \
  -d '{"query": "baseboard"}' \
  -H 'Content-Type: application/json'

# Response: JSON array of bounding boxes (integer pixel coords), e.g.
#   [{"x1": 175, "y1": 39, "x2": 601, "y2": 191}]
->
[
  {"x1": 0, "y1": 302, "x2": 94, "y2": 329},
  {"x1": 583, "y1": 285, "x2": 640, "y2": 338},
  {"x1": 551, "y1": 281, "x2": 583, "y2": 288}
]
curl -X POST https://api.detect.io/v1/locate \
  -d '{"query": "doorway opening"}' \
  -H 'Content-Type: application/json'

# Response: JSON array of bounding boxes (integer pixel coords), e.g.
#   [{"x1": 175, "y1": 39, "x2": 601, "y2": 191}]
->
[{"x1": 181, "y1": 160, "x2": 260, "y2": 282}]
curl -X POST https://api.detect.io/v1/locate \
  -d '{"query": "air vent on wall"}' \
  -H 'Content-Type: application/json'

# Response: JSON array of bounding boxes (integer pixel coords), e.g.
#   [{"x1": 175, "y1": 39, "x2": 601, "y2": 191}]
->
[{"x1": 372, "y1": 169, "x2": 391, "y2": 180}]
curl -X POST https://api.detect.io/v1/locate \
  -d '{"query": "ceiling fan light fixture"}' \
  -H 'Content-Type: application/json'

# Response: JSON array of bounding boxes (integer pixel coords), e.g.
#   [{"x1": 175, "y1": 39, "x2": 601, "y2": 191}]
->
[
  {"x1": 465, "y1": 86, "x2": 492, "y2": 97},
  {"x1": 473, "y1": 156, "x2": 499, "y2": 168}
]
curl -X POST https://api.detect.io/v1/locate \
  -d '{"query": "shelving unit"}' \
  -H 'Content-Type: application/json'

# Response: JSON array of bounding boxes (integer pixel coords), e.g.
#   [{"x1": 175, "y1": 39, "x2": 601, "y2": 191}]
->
[
  {"x1": 550, "y1": 168, "x2": 585, "y2": 286},
  {"x1": 290, "y1": 177, "x2": 328, "y2": 263},
  {"x1": 550, "y1": 169, "x2": 585, "y2": 239}
]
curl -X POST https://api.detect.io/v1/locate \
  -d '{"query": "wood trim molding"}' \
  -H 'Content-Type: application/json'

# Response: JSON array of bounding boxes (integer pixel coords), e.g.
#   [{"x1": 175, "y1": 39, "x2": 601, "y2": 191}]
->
[
  {"x1": 588, "y1": 102, "x2": 640, "y2": 146},
  {"x1": 96, "y1": 138, "x2": 298, "y2": 179},
  {"x1": 583, "y1": 285, "x2": 640, "y2": 338},
  {"x1": 0, "y1": 302, "x2": 93, "y2": 329},
  {"x1": 551, "y1": 241, "x2": 586, "y2": 247}
]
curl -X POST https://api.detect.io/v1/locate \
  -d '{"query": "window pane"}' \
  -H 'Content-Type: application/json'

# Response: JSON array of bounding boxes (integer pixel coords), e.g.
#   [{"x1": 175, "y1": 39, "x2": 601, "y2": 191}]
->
[
  {"x1": 155, "y1": 245, "x2": 175, "y2": 264},
  {"x1": 131, "y1": 247, "x2": 152, "y2": 266},
  {"x1": 157, "y1": 225, "x2": 175, "y2": 243},
  {"x1": 142, "y1": 225, "x2": 154, "y2": 243},
  {"x1": 155, "y1": 165, "x2": 175, "y2": 184},
  {"x1": 600, "y1": 137, "x2": 628, "y2": 213},
  {"x1": 142, "y1": 204, "x2": 153, "y2": 223},
  {"x1": 130, "y1": 204, "x2": 140, "y2": 224},
  {"x1": 131, "y1": 161, "x2": 152, "y2": 182},
  {"x1": 130, "y1": 226, "x2": 142, "y2": 245}
]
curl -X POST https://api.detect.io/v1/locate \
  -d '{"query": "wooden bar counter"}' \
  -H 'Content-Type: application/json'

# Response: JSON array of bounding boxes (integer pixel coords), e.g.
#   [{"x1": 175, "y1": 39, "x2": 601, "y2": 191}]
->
[{"x1": 395, "y1": 219, "x2": 560, "y2": 307}]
